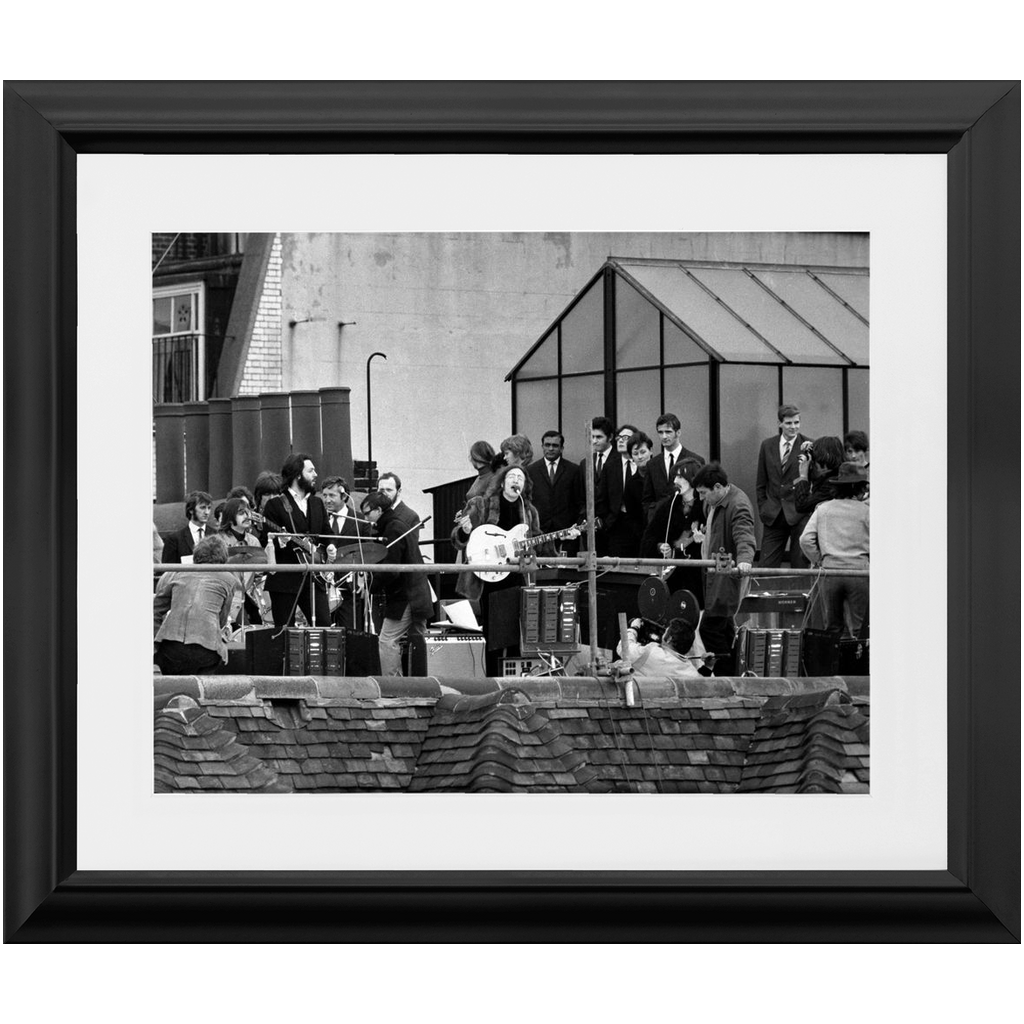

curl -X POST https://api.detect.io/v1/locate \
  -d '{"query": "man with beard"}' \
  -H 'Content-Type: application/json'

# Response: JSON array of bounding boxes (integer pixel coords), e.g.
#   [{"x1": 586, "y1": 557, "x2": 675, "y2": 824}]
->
[
  {"x1": 377, "y1": 472, "x2": 420, "y2": 532},
  {"x1": 360, "y1": 490, "x2": 432, "y2": 677},
  {"x1": 261, "y1": 452, "x2": 331, "y2": 629},
  {"x1": 693, "y1": 462, "x2": 755, "y2": 675},
  {"x1": 162, "y1": 489, "x2": 213, "y2": 564}
]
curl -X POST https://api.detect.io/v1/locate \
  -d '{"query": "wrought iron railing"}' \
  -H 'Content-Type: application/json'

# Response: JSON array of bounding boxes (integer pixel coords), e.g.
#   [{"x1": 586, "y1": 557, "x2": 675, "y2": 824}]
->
[{"x1": 153, "y1": 334, "x2": 203, "y2": 403}]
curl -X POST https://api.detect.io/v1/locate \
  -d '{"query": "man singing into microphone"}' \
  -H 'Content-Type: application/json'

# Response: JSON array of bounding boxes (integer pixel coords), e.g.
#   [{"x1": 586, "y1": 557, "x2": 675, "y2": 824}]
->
[{"x1": 452, "y1": 464, "x2": 565, "y2": 674}]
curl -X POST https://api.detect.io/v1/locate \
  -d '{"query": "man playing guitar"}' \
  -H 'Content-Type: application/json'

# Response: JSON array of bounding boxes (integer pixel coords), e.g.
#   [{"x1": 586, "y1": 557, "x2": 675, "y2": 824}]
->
[
  {"x1": 261, "y1": 452, "x2": 331, "y2": 630},
  {"x1": 453, "y1": 463, "x2": 579, "y2": 673}
]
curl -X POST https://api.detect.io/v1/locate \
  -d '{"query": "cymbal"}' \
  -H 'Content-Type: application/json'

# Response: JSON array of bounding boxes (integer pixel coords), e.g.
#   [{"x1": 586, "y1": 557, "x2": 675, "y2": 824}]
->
[
  {"x1": 333, "y1": 541, "x2": 387, "y2": 565},
  {"x1": 227, "y1": 547, "x2": 269, "y2": 565}
]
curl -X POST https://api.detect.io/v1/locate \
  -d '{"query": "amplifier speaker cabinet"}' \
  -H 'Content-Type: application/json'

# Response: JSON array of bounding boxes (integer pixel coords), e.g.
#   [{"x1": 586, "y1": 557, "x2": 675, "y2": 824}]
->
[
  {"x1": 406, "y1": 634, "x2": 486, "y2": 677},
  {"x1": 223, "y1": 626, "x2": 285, "y2": 675},
  {"x1": 344, "y1": 629, "x2": 381, "y2": 676},
  {"x1": 285, "y1": 628, "x2": 345, "y2": 676},
  {"x1": 520, "y1": 585, "x2": 579, "y2": 654},
  {"x1": 736, "y1": 627, "x2": 803, "y2": 677}
]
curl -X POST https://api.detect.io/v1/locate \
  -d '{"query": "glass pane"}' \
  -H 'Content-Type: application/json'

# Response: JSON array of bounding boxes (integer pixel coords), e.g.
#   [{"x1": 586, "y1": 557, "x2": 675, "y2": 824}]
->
[
  {"x1": 514, "y1": 379, "x2": 559, "y2": 447},
  {"x1": 515, "y1": 328, "x2": 559, "y2": 379},
  {"x1": 174, "y1": 294, "x2": 194, "y2": 333},
  {"x1": 718, "y1": 363, "x2": 781, "y2": 543},
  {"x1": 152, "y1": 297, "x2": 173, "y2": 335},
  {"x1": 615, "y1": 370, "x2": 660, "y2": 441},
  {"x1": 663, "y1": 364, "x2": 710, "y2": 460},
  {"x1": 623, "y1": 264, "x2": 776, "y2": 362},
  {"x1": 781, "y1": 366, "x2": 844, "y2": 442},
  {"x1": 751, "y1": 269, "x2": 868, "y2": 365},
  {"x1": 560, "y1": 374, "x2": 604, "y2": 460},
  {"x1": 615, "y1": 275, "x2": 659, "y2": 369},
  {"x1": 663, "y1": 316, "x2": 710, "y2": 364},
  {"x1": 692, "y1": 268, "x2": 844, "y2": 365},
  {"x1": 560, "y1": 277, "x2": 605, "y2": 374},
  {"x1": 816, "y1": 271, "x2": 869, "y2": 321},
  {"x1": 847, "y1": 368, "x2": 870, "y2": 436}
]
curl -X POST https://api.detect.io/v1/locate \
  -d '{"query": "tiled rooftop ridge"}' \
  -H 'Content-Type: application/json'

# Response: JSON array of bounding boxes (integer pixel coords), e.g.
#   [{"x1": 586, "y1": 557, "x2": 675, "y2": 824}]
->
[
  {"x1": 153, "y1": 676, "x2": 870, "y2": 794},
  {"x1": 155, "y1": 674, "x2": 869, "y2": 706}
]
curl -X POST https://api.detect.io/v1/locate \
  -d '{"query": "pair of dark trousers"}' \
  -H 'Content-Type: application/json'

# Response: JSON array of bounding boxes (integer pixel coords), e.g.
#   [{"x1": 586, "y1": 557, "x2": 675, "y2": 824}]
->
[
  {"x1": 155, "y1": 640, "x2": 221, "y2": 676},
  {"x1": 759, "y1": 512, "x2": 809, "y2": 568},
  {"x1": 698, "y1": 616, "x2": 737, "y2": 676},
  {"x1": 269, "y1": 584, "x2": 330, "y2": 630},
  {"x1": 820, "y1": 575, "x2": 869, "y2": 637}
]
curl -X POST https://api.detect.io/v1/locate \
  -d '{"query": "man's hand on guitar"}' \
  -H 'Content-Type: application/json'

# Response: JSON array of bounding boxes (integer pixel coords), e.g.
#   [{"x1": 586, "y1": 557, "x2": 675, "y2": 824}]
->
[{"x1": 457, "y1": 515, "x2": 473, "y2": 535}]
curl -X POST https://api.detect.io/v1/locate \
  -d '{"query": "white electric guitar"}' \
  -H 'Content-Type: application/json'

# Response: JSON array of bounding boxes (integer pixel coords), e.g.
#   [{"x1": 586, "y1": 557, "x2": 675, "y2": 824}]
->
[{"x1": 465, "y1": 521, "x2": 584, "y2": 582}]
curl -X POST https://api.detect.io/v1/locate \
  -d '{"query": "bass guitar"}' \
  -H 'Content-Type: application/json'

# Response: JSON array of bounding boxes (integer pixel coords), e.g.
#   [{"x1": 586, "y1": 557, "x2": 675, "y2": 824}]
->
[{"x1": 465, "y1": 521, "x2": 584, "y2": 582}]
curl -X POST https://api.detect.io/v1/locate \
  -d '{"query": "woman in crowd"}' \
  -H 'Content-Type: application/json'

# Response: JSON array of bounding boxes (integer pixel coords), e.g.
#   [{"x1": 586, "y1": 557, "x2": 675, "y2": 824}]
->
[
  {"x1": 465, "y1": 440, "x2": 498, "y2": 500},
  {"x1": 454, "y1": 440, "x2": 498, "y2": 603},
  {"x1": 640, "y1": 456, "x2": 706, "y2": 602},
  {"x1": 618, "y1": 430, "x2": 654, "y2": 557},
  {"x1": 799, "y1": 461, "x2": 870, "y2": 637},
  {"x1": 153, "y1": 532, "x2": 240, "y2": 675},
  {"x1": 499, "y1": 433, "x2": 534, "y2": 468},
  {"x1": 794, "y1": 435, "x2": 845, "y2": 515}
]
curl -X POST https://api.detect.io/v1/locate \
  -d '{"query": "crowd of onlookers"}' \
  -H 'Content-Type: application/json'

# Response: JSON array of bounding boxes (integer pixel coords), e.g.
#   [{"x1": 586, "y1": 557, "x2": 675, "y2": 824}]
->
[{"x1": 153, "y1": 404, "x2": 868, "y2": 678}]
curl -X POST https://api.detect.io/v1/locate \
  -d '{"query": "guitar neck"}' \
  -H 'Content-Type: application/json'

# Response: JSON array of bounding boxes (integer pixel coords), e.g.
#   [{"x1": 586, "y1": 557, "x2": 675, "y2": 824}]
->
[{"x1": 518, "y1": 524, "x2": 578, "y2": 552}]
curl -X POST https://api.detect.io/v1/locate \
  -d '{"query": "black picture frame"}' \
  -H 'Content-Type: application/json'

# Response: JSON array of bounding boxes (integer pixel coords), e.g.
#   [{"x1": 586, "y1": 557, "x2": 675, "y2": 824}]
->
[{"x1": 4, "y1": 81, "x2": 1019, "y2": 943}]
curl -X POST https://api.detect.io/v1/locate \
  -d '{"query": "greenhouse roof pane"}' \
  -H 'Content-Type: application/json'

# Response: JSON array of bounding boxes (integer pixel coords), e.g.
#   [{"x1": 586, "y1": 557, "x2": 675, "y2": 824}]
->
[
  {"x1": 814, "y1": 271, "x2": 870, "y2": 320},
  {"x1": 515, "y1": 328, "x2": 559, "y2": 378},
  {"x1": 753, "y1": 269, "x2": 869, "y2": 365},
  {"x1": 620, "y1": 264, "x2": 777, "y2": 362},
  {"x1": 690, "y1": 268, "x2": 846, "y2": 365}
]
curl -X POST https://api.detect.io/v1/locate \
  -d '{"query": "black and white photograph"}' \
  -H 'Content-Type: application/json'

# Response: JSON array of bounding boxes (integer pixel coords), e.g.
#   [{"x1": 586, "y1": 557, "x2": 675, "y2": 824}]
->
[{"x1": 152, "y1": 230, "x2": 871, "y2": 795}]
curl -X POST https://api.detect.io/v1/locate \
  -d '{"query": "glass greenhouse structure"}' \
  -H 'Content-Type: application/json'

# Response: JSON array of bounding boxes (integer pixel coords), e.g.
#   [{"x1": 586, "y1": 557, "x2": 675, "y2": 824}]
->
[{"x1": 507, "y1": 257, "x2": 869, "y2": 519}]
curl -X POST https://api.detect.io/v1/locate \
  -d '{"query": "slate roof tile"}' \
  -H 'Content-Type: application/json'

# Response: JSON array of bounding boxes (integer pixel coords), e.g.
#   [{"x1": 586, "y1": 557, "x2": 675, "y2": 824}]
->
[{"x1": 154, "y1": 676, "x2": 869, "y2": 794}]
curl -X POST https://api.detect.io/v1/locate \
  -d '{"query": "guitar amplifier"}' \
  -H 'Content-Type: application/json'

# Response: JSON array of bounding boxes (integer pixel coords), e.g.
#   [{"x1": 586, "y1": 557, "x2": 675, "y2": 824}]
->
[
  {"x1": 735, "y1": 627, "x2": 802, "y2": 677},
  {"x1": 285, "y1": 628, "x2": 345, "y2": 676},
  {"x1": 801, "y1": 629, "x2": 870, "y2": 675},
  {"x1": 406, "y1": 633, "x2": 486, "y2": 677}
]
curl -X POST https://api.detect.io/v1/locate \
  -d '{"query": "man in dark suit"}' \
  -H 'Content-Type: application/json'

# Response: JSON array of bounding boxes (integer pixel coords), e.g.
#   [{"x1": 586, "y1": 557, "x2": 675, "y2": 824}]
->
[
  {"x1": 755, "y1": 403, "x2": 811, "y2": 568},
  {"x1": 528, "y1": 430, "x2": 584, "y2": 556},
  {"x1": 161, "y1": 490, "x2": 213, "y2": 564},
  {"x1": 642, "y1": 413, "x2": 705, "y2": 522},
  {"x1": 320, "y1": 475, "x2": 374, "y2": 629},
  {"x1": 579, "y1": 416, "x2": 615, "y2": 555},
  {"x1": 262, "y1": 452, "x2": 331, "y2": 629},
  {"x1": 596, "y1": 423, "x2": 644, "y2": 557},
  {"x1": 361, "y1": 490, "x2": 432, "y2": 677}
]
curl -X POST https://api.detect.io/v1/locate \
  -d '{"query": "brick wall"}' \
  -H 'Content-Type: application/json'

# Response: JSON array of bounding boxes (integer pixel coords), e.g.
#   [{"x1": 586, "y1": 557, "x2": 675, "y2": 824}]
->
[{"x1": 238, "y1": 233, "x2": 283, "y2": 395}]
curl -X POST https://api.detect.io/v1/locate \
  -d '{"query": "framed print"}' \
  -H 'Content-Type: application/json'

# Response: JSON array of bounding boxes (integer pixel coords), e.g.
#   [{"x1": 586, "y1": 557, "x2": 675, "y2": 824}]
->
[{"x1": 4, "y1": 81, "x2": 1019, "y2": 941}]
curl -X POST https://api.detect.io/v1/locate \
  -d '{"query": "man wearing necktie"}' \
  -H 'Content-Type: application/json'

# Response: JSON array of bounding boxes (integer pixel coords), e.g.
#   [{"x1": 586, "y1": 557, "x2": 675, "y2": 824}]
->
[
  {"x1": 320, "y1": 475, "x2": 371, "y2": 629},
  {"x1": 755, "y1": 403, "x2": 811, "y2": 568},
  {"x1": 528, "y1": 431, "x2": 584, "y2": 556},
  {"x1": 161, "y1": 489, "x2": 213, "y2": 565},
  {"x1": 641, "y1": 413, "x2": 706, "y2": 523},
  {"x1": 580, "y1": 416, "x2": 615, "y2": 556}
]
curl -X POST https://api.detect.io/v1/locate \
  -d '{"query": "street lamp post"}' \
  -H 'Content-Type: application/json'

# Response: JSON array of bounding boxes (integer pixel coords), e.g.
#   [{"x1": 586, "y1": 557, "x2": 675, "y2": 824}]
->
[{"x1": 366, "y1": 351, "x2": 387, "y2": 463}]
